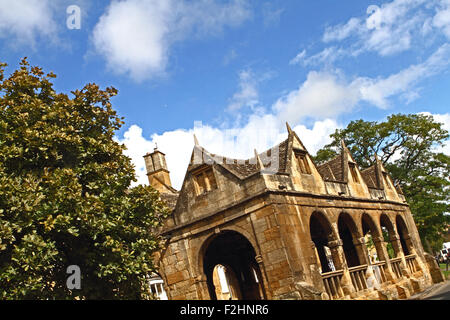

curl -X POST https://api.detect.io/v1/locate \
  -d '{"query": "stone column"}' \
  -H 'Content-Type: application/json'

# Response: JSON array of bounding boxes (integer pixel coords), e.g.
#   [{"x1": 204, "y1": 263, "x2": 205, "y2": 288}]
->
[
  {"x1": 373, "y1": 235, "x2": 395, "y2": 282},
  {"x1": 402, "y1": 233, "x2": 425, "y2": 275},
  {"x1": 371, "y1": 236, "x2": 386, "y2": 261},
  {"x1": 328, "y1": 238, "x2": 354, "y2": 295},
  {"x1": 403, "y1": 234, "x2": 416, "y2": 255},
  {"x1": 255, "y1": 254, "x2": 271, "y2": 300},
  {"x1": 390, "y1": 233, "x2": 409, "y2": 277},
  {"x1": 389, "y1": 233, "x2": 403, "y2": 258},
  {"x1": 308, "y1": 241, "x2": 327, "y2": 294},
  {"x1": 352, "y1": 237, "x2": 370, "y2": 266},
  {"x1": 194, "y1": 274, "x2": 210, "y2": 300},
  {"x1": 328, "y1": 239, "x2": 344, "y2": 270}
]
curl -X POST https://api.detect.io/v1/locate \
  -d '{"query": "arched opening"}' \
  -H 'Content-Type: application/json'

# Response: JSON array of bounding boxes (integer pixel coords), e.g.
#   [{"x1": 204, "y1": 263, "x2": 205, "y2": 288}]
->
[
  {"x1": 361, "y1": 213, "x2": 383, "y2": 263},
  {"x1": 380, "y1": 214, "x2": 397, "y2": 258},
  {"x1": 337, "y1": 213, "x2": 361, "y2": 268},
  {"x1": 396, "y1": 215, "x2": 412, "y2": 256},
  {"x1": 212, "y1": 264, "x2": 241, "y2": 300},
  {"x1": 203, "y1": 230, "x2": 265, "y2": 300},
  {"x1": 362, "y1": 213, "x2": 389, "y2": 284},
  {"x1": 309, "y1": 212, "x2": 336, "y2": 273}
]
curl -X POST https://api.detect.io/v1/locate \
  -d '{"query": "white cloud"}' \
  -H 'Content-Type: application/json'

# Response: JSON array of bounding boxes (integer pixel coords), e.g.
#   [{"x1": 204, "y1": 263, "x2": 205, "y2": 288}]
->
[
  {"x1": 320, "y1": 0, "x2": 444, "y2": 57},
  {"x1": 227, "y1": 69, "x2": 260, "y2": 112},
  {"x1": 420, "y1": 112, "x2": 450, "y2": 155},
  {"x1": 116, "y1": 125, "x2": 155, "y2": 186},
  {"x1": 291, "y1": 47, "x2": 348, "y2": 67},
  {"x1": 296, "y1": 0, "x2": 450, "y2": 68},
  {"x1": 433, "y1": 0, "x2": 450, "y2": 39},
  {"x1": 91, "y1": 0, "x2": 251, "y2": 82},
  {"x1": 0, "y1": 0, "x2": 58, "y2": 47},
  {"x1": 356, "y1": 43, "x2": 450, "y2": 108},
  {"x1": 272, "y1": 71, "x2": 361, "y2": 122},
  {"x1": 432, "y1": 113, "x2": 450, "y2": 134},
  {"x1": 289, "y1": 49, "x2": 306, "y2": 65},
  {"x1": 92, "y1": 0, "x2": 172, "y2": 81},
  {"x1": 291, "y1": 43, "x2": 450, "y2": 111},
  {"x1": 292, "y1": 119, "x2": 339, "y2": 154},
  {"x1": 323, "y1": 17, "x2": 362, "y2": 43}
]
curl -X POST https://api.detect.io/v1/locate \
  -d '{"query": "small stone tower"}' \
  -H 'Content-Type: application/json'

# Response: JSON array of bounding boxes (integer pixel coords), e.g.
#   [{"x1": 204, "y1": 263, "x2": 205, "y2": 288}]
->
[{"x1": 144, "y1": 147, "x2": 174, "y2": 193}]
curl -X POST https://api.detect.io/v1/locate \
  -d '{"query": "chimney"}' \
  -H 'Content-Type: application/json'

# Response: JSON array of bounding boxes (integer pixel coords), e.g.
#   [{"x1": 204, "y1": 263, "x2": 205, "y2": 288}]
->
[{"x1": 143, "y1": 146, "x2": 173, "y2": 193}]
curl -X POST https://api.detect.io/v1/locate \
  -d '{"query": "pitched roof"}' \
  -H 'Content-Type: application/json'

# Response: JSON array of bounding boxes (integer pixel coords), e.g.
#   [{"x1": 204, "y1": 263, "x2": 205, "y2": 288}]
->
[
  {"x1": 360, "y1": 165, "x2": 379, "y2": 189},
  {"x1": 188, "y1": 138, "x2": 290, "y2": 180},
  {"x1": 317, "y1": 153, "x2": 344, "y2": 182}
]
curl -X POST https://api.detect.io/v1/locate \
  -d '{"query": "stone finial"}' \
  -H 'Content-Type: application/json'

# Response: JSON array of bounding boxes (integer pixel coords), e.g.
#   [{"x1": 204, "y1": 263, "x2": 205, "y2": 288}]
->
[
  {"x1": 193, "y1": 134, "x2": 199, "y2": 146},
  {"x1": 254, "y1": 149, "x2": 265, "y2": 170},
  {"x1": 340, "y1": 139, "x2": 346, "y2": 150},
  {"x1": 286, "y1": 122, "x2": 293, "y2": 135},
  {"x1": 374, "y1": 153, "x2": 380, "y2": 162}
]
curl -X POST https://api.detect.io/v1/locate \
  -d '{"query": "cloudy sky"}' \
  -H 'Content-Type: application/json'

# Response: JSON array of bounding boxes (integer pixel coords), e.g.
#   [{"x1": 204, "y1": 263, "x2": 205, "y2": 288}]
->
[{"x1": 1, "y1": 0, "x2": 449, "y2": 189}]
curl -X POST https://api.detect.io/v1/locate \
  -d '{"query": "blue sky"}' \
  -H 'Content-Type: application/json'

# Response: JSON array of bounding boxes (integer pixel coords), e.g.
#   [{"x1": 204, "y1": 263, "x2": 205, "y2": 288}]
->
[{"x1": 1, "y1": 0, "x2": 449, "y2": 189}]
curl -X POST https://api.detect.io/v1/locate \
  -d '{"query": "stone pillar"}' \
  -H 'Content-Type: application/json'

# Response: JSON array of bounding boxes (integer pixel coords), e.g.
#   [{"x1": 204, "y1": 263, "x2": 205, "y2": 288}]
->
[
  {"x1": 353, "y1": 237, "x2": 370, "y2": 265},
  {"x1": 403, "y1": 234, "x2": 416, "y2": 255},
  {"x1": 389, "y1": 234, "x2": 403, "y2": 258},
  {"x1": 328, "y1": 239, "x2": 345, "y2": 269},
  {"x1": 255, "y1": 254, "x2": 271, "y2": 300},
  {"x1": 390, "y1": 233, "x2": 408, "y2": 277},
  {"x1": 194, "y1": 274, "x2": 210, "y2": 300},
  {"x1": 373, "y1": 236, "x2": 395, "y2": 282},
  {"x1": 308, "y1": 242, "x2": 327, "y2": 294},
  {"x1": 372, "y1": 236, "x2": 387, "y2": 261},
  {"x1": 402, "y1": 233, "x2": 425, "y2": 275},
  {"x1": 328, "y1": 238, "x2": 354, "y2": 295}
]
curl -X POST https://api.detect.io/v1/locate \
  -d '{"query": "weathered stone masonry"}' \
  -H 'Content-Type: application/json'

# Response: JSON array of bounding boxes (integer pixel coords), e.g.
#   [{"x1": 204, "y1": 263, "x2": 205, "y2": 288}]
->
[{"x1": 146, "y1": 123, "x2": 444, "y2": 300}]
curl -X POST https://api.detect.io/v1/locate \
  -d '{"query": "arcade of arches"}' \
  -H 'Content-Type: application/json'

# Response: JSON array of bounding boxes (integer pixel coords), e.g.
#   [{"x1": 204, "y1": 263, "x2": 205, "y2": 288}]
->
[{"x1": 157, "y1": 204, "x2": 440, "y2": 300}]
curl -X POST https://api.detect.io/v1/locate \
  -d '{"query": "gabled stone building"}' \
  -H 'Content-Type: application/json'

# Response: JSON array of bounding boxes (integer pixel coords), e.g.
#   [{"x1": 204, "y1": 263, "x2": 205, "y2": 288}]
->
[{"x1": 146, "y1": 124, "x2": 443, "y2": 300}]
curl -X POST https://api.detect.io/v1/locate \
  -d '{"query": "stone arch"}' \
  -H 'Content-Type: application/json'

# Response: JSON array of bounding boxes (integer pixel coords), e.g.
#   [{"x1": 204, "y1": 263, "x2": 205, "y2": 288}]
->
[
  {"x1": 361, "y1": 213, "x2": 381, "y2": 238},
  {"x1": 395, "y1": 214, "x2": 413, "y2": 256},
  {"x1": 309, "y1": 211, "x2": 339, "y2": 273},
  {"x1": 196, "y1": 224, "x2": 260, "y2": 277},
  {"x1": 379, "y1": 213, "x2": 399, "y2": 258},
  {"x1": 361, "y1": 213, "x2": 385, "y2": 263},
  {"x1": 309, "y1": 211, "x2": 336, "y2": 238},
  {"x1": 198, "y1": 229, "x2": 265, "y2": 300},
  {"x1": 337, "y1": 212, "x2": 362, "y2": 268}
]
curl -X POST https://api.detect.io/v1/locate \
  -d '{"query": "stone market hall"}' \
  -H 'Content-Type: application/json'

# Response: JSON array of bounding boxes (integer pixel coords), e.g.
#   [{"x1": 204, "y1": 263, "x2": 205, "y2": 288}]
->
[{"x1": 145, "y1": 123, "x2": 444, "y2": 300}]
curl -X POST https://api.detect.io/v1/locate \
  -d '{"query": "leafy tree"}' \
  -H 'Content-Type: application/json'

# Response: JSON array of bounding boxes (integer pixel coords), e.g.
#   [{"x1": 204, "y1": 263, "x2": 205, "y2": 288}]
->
[
  {"x1": 0, "y1": 58, "x2": 168, "y2": 299},
  {"x1": 313, "y1": 114, "x2": 450, "y2": 253}
]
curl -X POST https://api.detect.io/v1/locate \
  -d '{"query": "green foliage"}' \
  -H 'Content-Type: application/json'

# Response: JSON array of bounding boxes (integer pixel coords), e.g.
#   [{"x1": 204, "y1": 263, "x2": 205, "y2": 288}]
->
[
  {"x1": 0, "y1": 58, "x2": 169, "y2": 299},
  {"x1": 313, "y1": 113, "x2": 450, "y2": 252}
]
